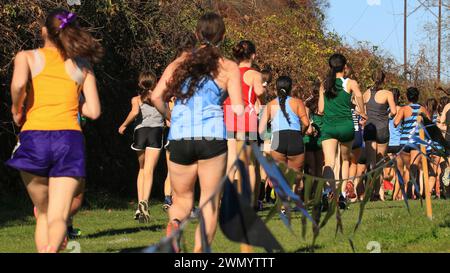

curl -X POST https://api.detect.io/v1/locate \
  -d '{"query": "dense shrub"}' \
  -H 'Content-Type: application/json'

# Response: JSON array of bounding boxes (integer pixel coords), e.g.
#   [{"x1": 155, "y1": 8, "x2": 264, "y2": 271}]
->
[{"x1": 0, "y1": 0, "x2": 446, "y2": 199}]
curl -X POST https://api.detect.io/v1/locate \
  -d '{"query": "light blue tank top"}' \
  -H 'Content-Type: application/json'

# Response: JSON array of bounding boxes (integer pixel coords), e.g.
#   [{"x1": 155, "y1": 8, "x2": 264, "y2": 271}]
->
[
  {"x1": 168, "y1": 77, "x2": 226, "y2": 140},
  {"x1": 388, "y1": 116, "x2": 401, "y2": 146},
  {"x1": 271, "y1": 97, "x2": 301, "y2": 132}
]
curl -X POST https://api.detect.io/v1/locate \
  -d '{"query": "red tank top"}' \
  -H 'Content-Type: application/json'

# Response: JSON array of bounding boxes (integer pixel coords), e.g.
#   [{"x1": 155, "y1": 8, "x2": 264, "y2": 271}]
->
[{"x1": 224, "y1": 67, "x2": 258, "y2": 133}]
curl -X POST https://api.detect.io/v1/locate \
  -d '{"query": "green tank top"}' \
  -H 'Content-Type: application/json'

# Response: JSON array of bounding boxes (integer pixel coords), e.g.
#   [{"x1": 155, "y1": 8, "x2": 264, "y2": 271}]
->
[{"x1": 324, "y1": 78, "x2": 352, "y2": 124}]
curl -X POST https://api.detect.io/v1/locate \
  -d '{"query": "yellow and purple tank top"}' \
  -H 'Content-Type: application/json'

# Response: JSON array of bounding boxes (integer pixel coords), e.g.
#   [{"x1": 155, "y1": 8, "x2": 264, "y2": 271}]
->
[{"x1": 22, "y1": 47, "x2": 84, "y2": 132}]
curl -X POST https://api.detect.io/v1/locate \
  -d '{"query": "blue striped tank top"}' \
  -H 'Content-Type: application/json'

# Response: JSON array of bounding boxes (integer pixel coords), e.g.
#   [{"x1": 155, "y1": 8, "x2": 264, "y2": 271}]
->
[
  {"x1": 168, "y1": 77, "x2": 226, "y2": 140},
  {"x1": 400, "y1": 104, "x2": 420, "y2": 145},
  {"x1": 271, "y1": 97, "x2": 301, "y2": 132}
]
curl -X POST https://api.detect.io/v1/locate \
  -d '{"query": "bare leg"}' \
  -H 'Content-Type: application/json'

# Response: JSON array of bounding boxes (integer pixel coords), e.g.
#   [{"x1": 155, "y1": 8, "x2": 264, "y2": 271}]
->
[
  {"x1": 194, "y1": 153, "x2": 227, "y2": 252},
  {"x1": 322, "y1": 139, "x2": 339, "y2": 186},
  {"x1": 377, "y1": 143, "x2": 388, "y2": 201},
  {"x1": 142, "y1": 148, "x2": 161, "y2": 202},
  {"x1": 22, "y1": 172, "x2": 49, "y2": 252},
  {"x1": 137, "y1": 151, "x2": 145, "y2": 202},
  {"x1": 168, "y1": 161, "x2": 197, "y2": 223},
  {"x1": 340, "y1": 141, "x2": 353, "y2": 194},
  {"x1": 47, "y1": 177, "x2": 80, "y2": 252}
]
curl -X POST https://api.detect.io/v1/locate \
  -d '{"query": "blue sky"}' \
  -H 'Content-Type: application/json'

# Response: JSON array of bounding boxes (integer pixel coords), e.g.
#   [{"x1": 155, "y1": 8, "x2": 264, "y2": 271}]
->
[{"x1": 327, "y1": 0, "x2": 441, "y2": 69}]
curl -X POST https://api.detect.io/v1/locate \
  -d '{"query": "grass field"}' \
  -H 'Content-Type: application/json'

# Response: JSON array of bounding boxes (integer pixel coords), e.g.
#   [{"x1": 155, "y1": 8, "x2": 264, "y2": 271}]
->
[{"x1": 0, "y1": 199, "x2": 449, "y2": 253}]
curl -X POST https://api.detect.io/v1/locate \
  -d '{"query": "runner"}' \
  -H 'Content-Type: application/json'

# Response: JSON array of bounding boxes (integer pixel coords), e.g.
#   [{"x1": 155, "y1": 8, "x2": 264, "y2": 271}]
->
[
  {"x1": 151, "y1": 12, "x2": 244, "y2": 252},
  {"x1": 259, "y1": 76, "x2": 309, "y2": 192},
  {"x1": 224, "y1": 40, "x2": 265, "y2": 207},
  {"x1": 318, "y1": 53, "x2": 366, "y2": 209},
  {"x1": 6, "y1": 9, "x2": 103, "y2": 253},
  {"x1": 119, "y1": 71, "x2": 164, "y2": 223},
  {"x1": 394, "y1": 87, "x2": 430, "y2": 199},
  {"x1": 363, "y1": 69, "x2": 397, "y2": 201}
]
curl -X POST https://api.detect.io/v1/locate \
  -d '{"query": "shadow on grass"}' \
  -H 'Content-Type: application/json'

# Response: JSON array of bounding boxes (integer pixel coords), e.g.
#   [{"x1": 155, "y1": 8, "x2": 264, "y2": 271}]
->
[
  {"x1": 85, "y1": 225, "x2": 164, "y2": 239},
  {"x1": 293, "y1": 244, "x2": 323, "y2": 253},
  {"x1": 0, "y1": 194, "x2": 33, "y2": 227},
  {"x1": 117, "y1": 246, "x2": 149, "y2": 253}
]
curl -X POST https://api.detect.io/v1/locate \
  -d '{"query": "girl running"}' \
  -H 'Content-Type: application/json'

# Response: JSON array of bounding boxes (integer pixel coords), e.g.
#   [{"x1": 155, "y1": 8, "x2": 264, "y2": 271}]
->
[
  {"x1": 223, "y1": 40, "x2": 265, "y2": 204},
  {"x1": 318, "y1": 54, "x2": 366, "y2": 207},
  {"x1": 394, "y1": 87, "x2": 430, "y2": 199},
  {"x1": 119, "y1": 71, "x2": 164, "y2": 223},
  {"x1": 259, "y1": 76, "x2": 309, "y2": 172},
  {"x1": 151, "y1": 13, "x2": 244, "y2": 252},
  {"x1": 363, "y1": 69, "x2": 397, "y2": 200},
  {"x1": 6, "y1": 9, "x2": 103, "y2": 253}
]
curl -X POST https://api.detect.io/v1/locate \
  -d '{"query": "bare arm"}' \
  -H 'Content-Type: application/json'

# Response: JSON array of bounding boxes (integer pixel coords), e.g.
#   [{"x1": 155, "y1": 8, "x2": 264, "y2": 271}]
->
[
  {"x1": 258, "y1": 101, "x2": 271, "y2": 136},
  {"x1": 151, "y1": 61, "x2": 179, "y2": 120},
  {"x1": 297, "y1": 99, "x2": 310, "y2": 132},
  {"x1": 10, "y1": 51, "x2": 30, "y2": 126},
  {"x1": 387, "y1": 91, "x2": 397, "y2": 117},
  {"x1": 80, "y1": 68, "x2": 101, "y2": 120},
  {"x1": 252, "y1": 71, "x2": 265, "y2": 97},
  {"x1": 318, "y1": 84, "x2": 325, "y2": 115},
  {"x1": 227, "y1": 62, "x2": 245, "y2": 116},
  {"x1": 394, "y1": 107, "x2": 404, "y2": 127},
  {"x1": 350, "y1": 80, "x2": 366, "y2": 120},
  {"x1": 119, "y1": 97, "x2": 140, "y2": 134}
]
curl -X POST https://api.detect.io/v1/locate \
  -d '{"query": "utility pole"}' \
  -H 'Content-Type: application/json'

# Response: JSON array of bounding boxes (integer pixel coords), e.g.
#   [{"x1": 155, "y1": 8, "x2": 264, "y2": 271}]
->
[
  {"x1": 438, "y1": 0, "x2": 442, "y2": 84},
  {"x1": 404, "y1": 0, "x2": 408, "y2": 78}
]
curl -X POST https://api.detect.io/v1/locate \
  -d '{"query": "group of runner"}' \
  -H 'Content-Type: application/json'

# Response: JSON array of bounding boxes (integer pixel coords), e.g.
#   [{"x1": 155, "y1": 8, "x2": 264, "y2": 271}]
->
[{"x1": 6, "y1": 10, "x2": 450, "y2": 253}]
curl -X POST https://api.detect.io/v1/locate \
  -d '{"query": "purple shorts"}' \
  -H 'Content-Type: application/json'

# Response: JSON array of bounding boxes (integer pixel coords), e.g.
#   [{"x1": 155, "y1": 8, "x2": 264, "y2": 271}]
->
[{"x1": 6, "y1": 130, "x2": 86, "y2": 178}]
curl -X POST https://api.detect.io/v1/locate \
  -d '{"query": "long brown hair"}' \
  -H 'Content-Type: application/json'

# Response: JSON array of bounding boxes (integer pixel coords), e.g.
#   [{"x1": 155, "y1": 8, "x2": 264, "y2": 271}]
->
[
  {"x1": 45, "y1": 9, "x2": 104, "y2": 63},
  {"x1": 165, "y1": 13, "x2": 225, "y2": 102}
]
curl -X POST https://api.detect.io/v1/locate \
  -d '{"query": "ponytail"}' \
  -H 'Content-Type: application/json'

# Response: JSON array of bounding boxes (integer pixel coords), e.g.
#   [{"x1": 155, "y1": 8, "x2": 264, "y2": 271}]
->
[
  {"x1": 45, "y1": 9, "x2": 104, "y2": 63},
  {"x1": 324, "y1": 54, "x2": 347, "y2": 99},
  {"x1": 276, "y1": 76, "x2": 293, "y2": 125},
  {"x1": 324, "y1": 68, "x2": 338, "y2": 98}
]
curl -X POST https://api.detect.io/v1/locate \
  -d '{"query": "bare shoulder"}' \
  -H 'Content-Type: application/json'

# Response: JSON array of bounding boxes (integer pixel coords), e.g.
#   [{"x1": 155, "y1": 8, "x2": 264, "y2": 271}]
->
[
  {"x1": 131, "y1": 96, "x2": 140, "y2": 104},
  {"x1": 220, "y1": 57, "x2": 239, "y2": 71},
  {"x1": 14, "y1": 50, "x2": 32, "y2": 62}
]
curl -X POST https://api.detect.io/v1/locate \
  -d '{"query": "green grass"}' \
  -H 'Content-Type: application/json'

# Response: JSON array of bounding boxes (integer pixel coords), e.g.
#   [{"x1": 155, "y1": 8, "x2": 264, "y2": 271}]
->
[{"x1": 0, "y1": 200, "x2": 449, "y2": 253}]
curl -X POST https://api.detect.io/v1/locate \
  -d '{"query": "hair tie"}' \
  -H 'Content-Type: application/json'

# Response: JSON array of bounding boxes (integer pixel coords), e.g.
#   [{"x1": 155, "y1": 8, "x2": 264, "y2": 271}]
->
[
  {"x1": 56, "y1": 12, "x2": 77, "y2": 30},
  {"x1": 280, "y1": 88, "x2": 287, "y2": 94}
]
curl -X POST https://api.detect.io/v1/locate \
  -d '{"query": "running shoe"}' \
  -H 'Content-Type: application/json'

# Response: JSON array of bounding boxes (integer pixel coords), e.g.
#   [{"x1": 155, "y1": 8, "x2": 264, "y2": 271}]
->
[
  {"x1": 138, "y1": 201, "x2": 150, "y2": 223},
  {"x1": 67, "y1": 226, "x2": 82, "y2": 239},
  {"x1": 443, "y1": 167, "x2": 450, "y2": 187},
  {"x1": 338, "y1": 194, "x2": 347, "y2": 210},
  {"x1": 134, "y1": 209, "x2": 140, "y2": 220},
  {"x1": 162, "y1": 196, "x2": 173, "y2": 211}
]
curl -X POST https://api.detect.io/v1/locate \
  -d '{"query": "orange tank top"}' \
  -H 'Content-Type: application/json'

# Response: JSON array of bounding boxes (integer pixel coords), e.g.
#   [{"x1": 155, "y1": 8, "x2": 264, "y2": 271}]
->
[{"x1": 22, "y1": 48, "x2": 82, "y2": 132}]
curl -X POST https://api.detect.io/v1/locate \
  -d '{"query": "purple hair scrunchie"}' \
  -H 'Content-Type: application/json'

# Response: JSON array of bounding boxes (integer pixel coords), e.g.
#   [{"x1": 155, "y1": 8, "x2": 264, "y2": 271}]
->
[{"x1": 56, "y1": 12, "x2": 77, "y2": 30}]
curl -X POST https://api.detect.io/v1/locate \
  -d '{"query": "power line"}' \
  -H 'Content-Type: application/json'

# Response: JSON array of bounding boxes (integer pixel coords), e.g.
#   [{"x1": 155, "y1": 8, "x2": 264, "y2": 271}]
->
[{"x1": 345, "y1": 5, "x2": 370, "y2": 36}]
